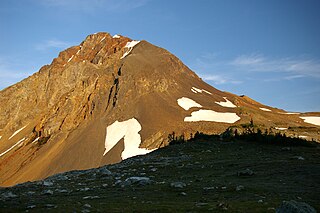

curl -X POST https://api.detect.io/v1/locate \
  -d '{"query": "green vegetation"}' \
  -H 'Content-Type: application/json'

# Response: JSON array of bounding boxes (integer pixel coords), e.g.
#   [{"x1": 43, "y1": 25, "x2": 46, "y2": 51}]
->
[
  {"x1": 169, "y1": 124, "x2": 317, "y2": 148},
  {"x1": 1, "y1": 128, "x2": 319, "y2": 212}
]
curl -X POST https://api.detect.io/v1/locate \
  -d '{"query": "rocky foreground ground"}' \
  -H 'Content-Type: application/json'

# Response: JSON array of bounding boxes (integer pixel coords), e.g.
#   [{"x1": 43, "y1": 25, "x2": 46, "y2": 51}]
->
[{"x1": 1, "y1": 136, "x2": 319, "y2": 212}]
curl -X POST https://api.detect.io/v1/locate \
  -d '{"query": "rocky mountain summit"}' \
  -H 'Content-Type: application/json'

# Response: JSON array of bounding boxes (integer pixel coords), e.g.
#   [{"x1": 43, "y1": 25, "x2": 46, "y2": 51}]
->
[{"x1": 0, "y1": 32, "x2": 319, "y2": 187}]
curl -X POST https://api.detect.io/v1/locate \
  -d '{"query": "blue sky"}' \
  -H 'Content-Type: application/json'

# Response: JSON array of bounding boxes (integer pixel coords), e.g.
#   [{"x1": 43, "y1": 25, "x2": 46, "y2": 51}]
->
[{"x1": 1, "y1": 0, "x2": 319, "y2": 112}]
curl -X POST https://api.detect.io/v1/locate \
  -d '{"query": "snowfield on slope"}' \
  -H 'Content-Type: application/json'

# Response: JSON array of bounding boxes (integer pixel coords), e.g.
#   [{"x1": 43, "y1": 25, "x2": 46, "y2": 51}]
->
[
  {"x1": 215, "y1": 97, "x2": 237, "y2": 108},
  {"x1": 104, "y1": 118, "x2": 155, "y2": 160},
  {"x1": 121, "y1": 40, "x2": 140, "y2": 59},
  {"x1": 184, "y1": 109, "x2": 240, "y2": 123},
  {"x1": 300, "y1": 116, "x2": 320, "y2": 126},
  {"x1": 177, "y1": 97, "x2": 202, "y2": 110}
]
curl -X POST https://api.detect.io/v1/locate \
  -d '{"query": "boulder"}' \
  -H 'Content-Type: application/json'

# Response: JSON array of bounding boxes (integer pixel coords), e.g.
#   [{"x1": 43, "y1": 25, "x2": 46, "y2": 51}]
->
[
  {"x1": 170, "y1": 182, "x2": 186, "y2": 189},
  {"x1": 276, "y1": 200, "x2": 316, "y2": 213},
  {"x1": 124, "y1": 177, "x2": 151, "y2": 186}
]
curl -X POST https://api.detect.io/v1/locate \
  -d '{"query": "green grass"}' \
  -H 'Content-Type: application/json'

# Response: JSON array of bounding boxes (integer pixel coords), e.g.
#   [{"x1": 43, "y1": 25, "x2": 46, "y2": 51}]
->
[{"x1": 1, "y1": 136, "x2": 319, "y2": 212}]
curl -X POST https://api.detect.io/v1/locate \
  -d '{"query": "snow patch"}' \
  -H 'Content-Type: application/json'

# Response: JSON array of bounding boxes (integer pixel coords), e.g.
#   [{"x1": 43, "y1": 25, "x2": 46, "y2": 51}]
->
[
  {"x1": 299, "y1": 135, "x2": 308, "y2": 139},
  {"x1": 215, "y1": 97, "x2": 237, "y2": 108},
  {"x1": 191, "y1": 87, "x2": 212, "y2": 95},
  {"x1": 260, "y1": 107, "x2": 271, "y2": 112},
  {"x1": 191, "y1": 88, "x2": 197, "y2": 93},
  {"x1": 76, "y1": 49, "x2": 80, "y2": 55},
  {"x1": 100, "y1": 36, "x2": 106, "y2": 42},
  {"x1": 281, "y1": 112, "x2": 300, "y2": 115},
  {"x1": 9, "y1": 126, "x2": 27, "y2": 140},
  {"x1": 121, "y1": 40, "x2": 140, "y2": 59},
  {"x1": 275, "y1": 127, "x2": 287, "y2": 130},
  {"x1": 103, "y1": 118, "x2": 155, "y2": 160},
  {"x1": 67, "y1": 55, "x2": 74, "y2": 63},
  {"x1": 0, "y1": 138, "x2": 25, "y2": 157},
  {"x1": 203, "y1": 90, "x2": 212, "y2": 95},
  {"x1": 177, "y1": 97, "x2": 202, "y2": 110},
  {"x1": 300, "y1": 116, "x2": 320, "y2": 126},
  {"x1": 192, "y1": 87, "x2": 202, "y2": 93},
  {"x1": 113, "y1": 34, "x2": 121, "y2": 38},
  {"x1": 0, "y1": 136, "x2": 2, "y2": 140},
  {"x1": 32, "y1": 137, "x2": 40, "y2": 144},
  {"x1": 184, "y1": 109, "x2": 240, "y2": 123}
]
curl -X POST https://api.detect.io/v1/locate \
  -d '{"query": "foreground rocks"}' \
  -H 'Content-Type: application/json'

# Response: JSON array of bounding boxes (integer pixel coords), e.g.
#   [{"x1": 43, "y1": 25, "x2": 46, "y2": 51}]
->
[{"x1": 0, "y1": 138, "x2": 319, "y2": 212}]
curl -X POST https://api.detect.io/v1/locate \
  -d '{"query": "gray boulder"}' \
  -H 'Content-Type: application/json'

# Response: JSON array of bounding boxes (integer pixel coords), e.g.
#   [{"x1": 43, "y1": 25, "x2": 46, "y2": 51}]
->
[
  {"x1": 124, "y1": 177, "x2": 151, "y2": 186},
  {"x1": 41, "y1": 190, "x2": 53, "y2": 195},
  {"x1": 170, "y1": 182, "x2": 186, "y2": 189},
  {"x1": 97, "y1": 167, "x2": 112, "y2": 176},
  {"x1": 43, "y1": 181, "x2": 53, "y2": 186},
  {"x1": 237, "y1": 168, "x2": 254, "y2": 176},
  {"x1": 276, "y1": 200, "x2": 316, "y2": 213}
]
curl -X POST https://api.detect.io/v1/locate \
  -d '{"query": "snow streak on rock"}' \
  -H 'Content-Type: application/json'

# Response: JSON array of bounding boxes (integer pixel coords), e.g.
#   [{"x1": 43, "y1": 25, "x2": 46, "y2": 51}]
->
[
  {"x1": 260, "y1": 107, "x2": 271, "y2": 112},
  {"x1": 177, "y1": 97, "x2": 202, "y2": 110},
  {"x1": 191, "y1": 87, "x2": 212, "y2": 95},
  {"x1": 32, "y1": 137, "x2": 40, "y2": 144},
  {"x1": 9, "y1": 126, "x2": 27, "y2": 140},
  {"x1": 275, "y1": 127, "x2": 287, "y2": 130},
  {"x1": 104, "y1": 118, "x2": 155, "y2": 160},
  {"x1": 0, "y1": 138, "x2": 26, "y2": 157},
  {"x1": 100, "y1": 36, "x2": 106, "y2": 42},
  {"x1": 67, "y1": 55, "x2": 74, "y2": 63},
  {"x1": 191, "y1": 88, "x2": 198, "y2": 93}
]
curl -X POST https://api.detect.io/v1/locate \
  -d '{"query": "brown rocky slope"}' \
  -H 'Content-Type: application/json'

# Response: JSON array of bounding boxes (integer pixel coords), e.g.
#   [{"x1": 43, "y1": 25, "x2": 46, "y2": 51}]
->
[{"x1": 0, "y1": 32, "x2": 319, "y2": 186}]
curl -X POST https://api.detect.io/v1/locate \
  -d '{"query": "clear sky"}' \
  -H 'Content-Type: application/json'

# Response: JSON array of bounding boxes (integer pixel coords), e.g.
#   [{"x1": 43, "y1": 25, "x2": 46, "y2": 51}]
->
[{"x1": 1, "y1": 0, "x2": 319, "y2": 112}]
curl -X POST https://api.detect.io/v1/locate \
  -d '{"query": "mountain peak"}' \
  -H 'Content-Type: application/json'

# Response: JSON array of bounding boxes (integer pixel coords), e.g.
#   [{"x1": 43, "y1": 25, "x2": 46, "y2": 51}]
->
[
  {"x1": 0, "y1": 32, "x2": 319, "y2": 187},
  {"x1": 51, "y1": 32, "x2": 134, "y2": 67}
]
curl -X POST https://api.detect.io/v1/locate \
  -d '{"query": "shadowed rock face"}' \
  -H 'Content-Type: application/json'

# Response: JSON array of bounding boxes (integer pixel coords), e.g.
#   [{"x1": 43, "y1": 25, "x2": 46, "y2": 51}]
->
[{"x1": 0, "y1": 32, "x2": 319, "y2": 186}]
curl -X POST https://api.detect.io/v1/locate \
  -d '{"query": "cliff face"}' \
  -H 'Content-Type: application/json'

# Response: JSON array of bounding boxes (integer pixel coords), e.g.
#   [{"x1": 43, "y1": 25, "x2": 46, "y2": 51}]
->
[
  {"x1": 0, "y1": 32, "x2": 319, "y2": 186},
  {"x1": 1, "y1": 33, "x2": 128, "y2": 137}
]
